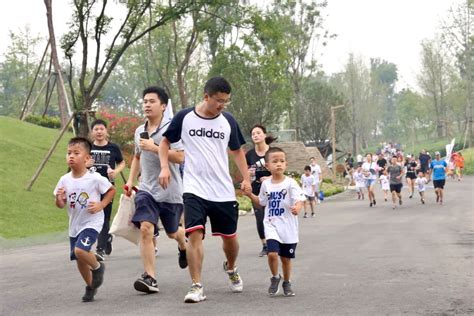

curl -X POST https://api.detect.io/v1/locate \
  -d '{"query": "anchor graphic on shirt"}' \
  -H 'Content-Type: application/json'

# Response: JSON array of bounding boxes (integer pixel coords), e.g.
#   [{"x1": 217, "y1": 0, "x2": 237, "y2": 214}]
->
[{"x1": 81, "y1": 237, "x2": 92, "y2": 247}]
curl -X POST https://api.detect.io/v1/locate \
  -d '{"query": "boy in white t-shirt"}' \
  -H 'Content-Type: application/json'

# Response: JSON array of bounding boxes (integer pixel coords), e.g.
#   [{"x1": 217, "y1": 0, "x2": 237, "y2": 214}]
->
[
  {"x1": 54, "y1": 137, "x2": 116, "y2": 302},
  {"x1": 245, "y1": 147, "x2": 305, "y2": 297},
  {"x1": 309, "y1": 157, "x2": 322, "y2": 203},
  {"x1": 353, "y1": 164, "x2": 365, "y2": 200},
  {"x1": 415, "y1": 171, "x2": 428, "y2": 204},
  {"x1": 379, "y1": 170, "x2": 390, "y2": 202},
  {"x1": 301, "y1": 165, "x2": 316, "y2": 218}
]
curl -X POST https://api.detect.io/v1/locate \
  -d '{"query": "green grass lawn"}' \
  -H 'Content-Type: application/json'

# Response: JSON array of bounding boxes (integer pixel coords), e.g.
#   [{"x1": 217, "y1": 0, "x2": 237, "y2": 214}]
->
[{"x1": 0, "y1": 116, "x2": 127, "y2": 239}]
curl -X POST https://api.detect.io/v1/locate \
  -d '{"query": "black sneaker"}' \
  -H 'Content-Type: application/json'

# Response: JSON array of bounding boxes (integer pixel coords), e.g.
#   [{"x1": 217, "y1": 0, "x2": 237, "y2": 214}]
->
[
  {"x1": 268, "y1": 275, "x2": 281, "y2": 296},
  {"x1": 95, "y1": 250, "x2": 105, "y2": 262},
  {"x1": 409, "y1": 195, "x2": 413, "y2": 199},
  {"x1": 178, "y1": 247, "x2": 188, "y2": 269},
  {"x1": 134, "y1": 273, "x2": 159, "y2": 293},
  {"x1": 105, "y1": 234, "x2": 113, "y2": 255},
  {"x1": 82, "y1": 285, "x2": 97, "y2": 302},
  {"x1": 369, "y1": 202, "x2": 373, "y2": 207},
  {"x1": 91, "y1": 262, "x2": 105, "y2": 289},
  {"x1": 258, "y1": 245, "x2": 268, "y2": 257},
  {"x1": 282, "y1": 280, "x2": 295, "y2": 296},
  {"x1": 373, "y1": 199, "x2": 376, "y2": 206}
]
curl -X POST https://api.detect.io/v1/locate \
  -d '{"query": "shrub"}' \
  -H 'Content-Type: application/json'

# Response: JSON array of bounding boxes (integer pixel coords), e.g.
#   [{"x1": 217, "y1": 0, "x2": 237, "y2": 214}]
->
[{"x1": 24, "y1": 114, "x2": 61, "y2": 129}]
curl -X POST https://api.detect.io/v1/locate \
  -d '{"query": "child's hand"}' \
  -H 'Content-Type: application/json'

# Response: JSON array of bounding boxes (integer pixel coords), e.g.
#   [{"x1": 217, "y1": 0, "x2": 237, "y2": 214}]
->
[
  {"x1": 290, "y1": 205, "x2": 299, "y2": 215},
  {"x1": 87, "y1": 201, "x2": 104, "y2": 214},
  {"x1": 56, "y1": 187, "x2": 67, "y2": 202}
]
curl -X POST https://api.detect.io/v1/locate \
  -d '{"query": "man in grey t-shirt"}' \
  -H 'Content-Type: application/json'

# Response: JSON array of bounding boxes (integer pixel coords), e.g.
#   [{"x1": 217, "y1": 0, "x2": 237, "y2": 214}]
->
[
  {"x1": 125, "y1": 86, "x2": 188, "y2": 294},
  {"x1": 387, "y1": 157, "x2": 405, "y2": 209}
]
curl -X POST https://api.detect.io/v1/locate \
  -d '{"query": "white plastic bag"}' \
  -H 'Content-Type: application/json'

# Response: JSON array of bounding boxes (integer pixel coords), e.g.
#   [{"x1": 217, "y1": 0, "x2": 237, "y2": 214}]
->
[{"x1": 110, "y1": 194, "x2": 140, "y2": 245}]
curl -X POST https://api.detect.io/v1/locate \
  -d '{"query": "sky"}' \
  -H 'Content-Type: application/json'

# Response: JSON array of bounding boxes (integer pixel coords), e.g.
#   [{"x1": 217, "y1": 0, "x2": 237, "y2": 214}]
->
[{"x1": 0, "y1": 0, "x2": 460, "y2": 91}]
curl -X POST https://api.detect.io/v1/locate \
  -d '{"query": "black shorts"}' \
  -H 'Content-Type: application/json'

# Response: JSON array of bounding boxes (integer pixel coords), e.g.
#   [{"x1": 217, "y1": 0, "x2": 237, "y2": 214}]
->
[
  {"x1": 267, "y1": 239, "x2": 297, "y2": 259},
  {"x1": 305, "y1": 195, "x2": 315, "y2": 201},
  {"x1": 132, "y1": 191, "x2": 183, "y2": 234},
  {"x1": 420, "y1": 165, "x2": 429, "y2": 173},
  {"x1": 183, "y1": 193, "x2": 239, "y2": 238},
  {"x1": 433, "y1": 179, "x2": 446, "y2": 189},
  {"x1": 406, "y1": 173, "x2": 417, "y2": 180},
  {"x1": 390, "y1": 183, "x2": 403, "y2": 193}
]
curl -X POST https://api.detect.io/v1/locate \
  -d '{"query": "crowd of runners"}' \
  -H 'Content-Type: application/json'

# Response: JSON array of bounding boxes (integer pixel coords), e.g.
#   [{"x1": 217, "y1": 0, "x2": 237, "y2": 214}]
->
[
  {"x1": 52, "y1": 76, "x2": 466, "y2": 305},
  {"x1": 345, "y1": 143, "x2": 465, "y2": 210}
]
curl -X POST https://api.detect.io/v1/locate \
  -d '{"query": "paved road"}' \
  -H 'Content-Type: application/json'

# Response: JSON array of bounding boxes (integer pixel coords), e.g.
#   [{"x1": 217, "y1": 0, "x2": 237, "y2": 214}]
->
[{"x1": 1, "y1": 177, "x2": 473, "y2": 315}]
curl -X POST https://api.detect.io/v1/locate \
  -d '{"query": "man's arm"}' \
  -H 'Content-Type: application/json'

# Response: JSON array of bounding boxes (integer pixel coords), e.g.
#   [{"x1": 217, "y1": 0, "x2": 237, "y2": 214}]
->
[
  {"x1": 158, "y1": 137, "x2": 171, "y2": 189},
  {"x1": 125, "y1": 154, "x2": 140, "y2": 195},
  {"x1": 229, "y1": 147, "x2": 251, "y2": 193}
]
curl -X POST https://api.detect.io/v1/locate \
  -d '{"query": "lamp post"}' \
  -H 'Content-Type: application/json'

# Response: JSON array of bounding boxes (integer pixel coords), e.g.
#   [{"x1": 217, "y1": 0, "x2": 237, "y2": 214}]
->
[{"x1": 331, "y1": 105, "x2": 345, "y2": 182}]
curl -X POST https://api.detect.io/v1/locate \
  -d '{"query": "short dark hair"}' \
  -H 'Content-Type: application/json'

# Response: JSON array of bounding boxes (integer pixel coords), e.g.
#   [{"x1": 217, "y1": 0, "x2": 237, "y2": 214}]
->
[
  {"x1": 304, "y1": 165, "x2": 311, "y2": 171},
  {"x1": 250, "y1": 124, "x2": 278, "y2": 145},
  {"x1": 204, "y1": 76, "x2": 231, "y2": 96},
  {"x1": 91, "y1": 119, "x2": 107, "y2": 130},
  {"x1": 142, "y1": 86, "x2": 169, "y2": 105},
  {"x1": 68, "y1": 137, "x2": 92, "y2": 153},
  {"x1": 265, "y1": 147, "x2": 286, "y2": 161}
]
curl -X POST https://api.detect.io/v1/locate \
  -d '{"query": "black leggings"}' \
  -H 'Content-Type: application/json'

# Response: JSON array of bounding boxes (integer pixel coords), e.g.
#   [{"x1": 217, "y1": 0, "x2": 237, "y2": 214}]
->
[
  {"x1": 97, "y1": 200, "x2": 113, "y2": 250},
  {"x1": 252, "y1": 201, "x2": 265, "y2": 240}
]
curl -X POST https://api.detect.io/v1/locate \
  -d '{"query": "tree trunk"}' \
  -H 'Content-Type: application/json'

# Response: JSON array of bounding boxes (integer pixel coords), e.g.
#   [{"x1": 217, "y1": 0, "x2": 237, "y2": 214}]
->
[
  {"x1": 176, "y1": 71, "x2": 188, "y2": 109},
  {"x1": 44, "y1": 0, "x2": 69, "y2": 127}
]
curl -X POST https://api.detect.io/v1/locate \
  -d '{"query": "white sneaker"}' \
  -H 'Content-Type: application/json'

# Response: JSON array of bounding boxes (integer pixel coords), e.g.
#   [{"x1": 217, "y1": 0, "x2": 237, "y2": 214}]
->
[
  {"x1": 184, "y1": 283, "x2": 206, "y2": 303},
  {"x1": 223, "y1": 261, "x2": 243, "y2": 293}
]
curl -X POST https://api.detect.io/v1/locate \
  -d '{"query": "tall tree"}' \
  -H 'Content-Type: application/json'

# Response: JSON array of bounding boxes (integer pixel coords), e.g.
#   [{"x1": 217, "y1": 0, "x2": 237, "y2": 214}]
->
[
  {"x1": 418, "y1": 37, "x2": 453, "y2": 138},
  {"x1": 60, "y1": 0, "x2": 207, "y2": 136},
  {"x1": 0, "y1": 27, "x2": 43, "y2": 117}
]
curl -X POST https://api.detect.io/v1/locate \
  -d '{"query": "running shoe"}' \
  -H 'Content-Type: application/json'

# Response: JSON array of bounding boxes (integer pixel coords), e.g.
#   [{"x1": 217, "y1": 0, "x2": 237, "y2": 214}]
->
[
  {"x1": 421, "y1": 198, "x2": 425, "y2": 204},
  {"x1": 82, "y1": 285, "x2": 97, "y2": 302},
  {"x1": 399, "y1": 198, "x2": 402, "y2": 206},
  {"x1": 370, "y1": 202, "x2": 373, "y2": 207},
  {"x1": 223, "y1": 261, "x2": 243, "y2": 292},
  {"x1": 134, "y1": 272, "x2": 159, "y2": 293},
  {"x1": 409, "y1": 195, "x2": 413, "y2": 199},
  {"x1": 384, "y1": 198, "x2": 388, "y2": 202},
  {"x1": 91, "y1": 262, "x2": 105, "y2": 289},
  {"x1": 268, "y1": 275, "x2": 281, "y2": 296},
  {"x1": 178, "y1": 247, "x2": 188, "y2": 269},
  {"x1": 373, "y1": 199, "x2": 376, "y2": 206},
  {"x1": 105, "y1": 234, "x2": 113, "y2": 255},
  {"x1": 95, "y1": 250, "x2": 105, "y2": 262},
  {"x1": 184, "y1": 283, "x2": 206, "y2": 303},
  {"x1": 282, "y1": 280, "x2": 295, "y2": 296},
  {"x1": 259, "y1": 245, "x2": 268, "y2": 257},
  {"x1": 303, "y1": 214, "x2": 308, "y2": 218},
  {"x1": 311, "y1": 213, "x2": 315, "y2": 218}
]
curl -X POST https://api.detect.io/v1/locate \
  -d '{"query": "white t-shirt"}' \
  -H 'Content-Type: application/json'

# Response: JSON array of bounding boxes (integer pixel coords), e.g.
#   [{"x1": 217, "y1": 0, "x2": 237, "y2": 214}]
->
[
  {"x1": 362, "y1": 162, "x2": 377, "y2": 180},
  {"x1": 310, "y1": 164, "x2": 322, "y2": 182},
  {"x1": 54, "y1": 171, "x2": 112, "y2": 237},
  {"x1": 415, "y1": 177, "x2": 428, "y2": 192},
  {"x1": 300, "y1": 174, "x2": 316, "y2": 196},
  {"x1": 163, "y1": 107, "x2": 245, "y2": 202},
  {"x1": 353, "y1": 171, "x2": 366, "y2": 188},
  {"x1": 379, "y1": 174, "x2": 390, "y2": 190},
  {"x1": 258, "y1": 177, "x2": 306, "y2": 244}
]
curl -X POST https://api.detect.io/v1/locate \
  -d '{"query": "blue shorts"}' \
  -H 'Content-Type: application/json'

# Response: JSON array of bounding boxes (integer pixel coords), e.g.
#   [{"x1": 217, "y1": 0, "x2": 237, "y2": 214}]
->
[
  {"x1": 267, "y1": 239, "x2": 297, "y2": 259},
  {"x1": 69, "y1": 228, "x2": 99, "y2": 261},
  {"x1": 132, "y1": 191, "x2": 183, "y2": 234},
  {"x1": 365, "y1": 179, "x2": 376, "y2": 187}
]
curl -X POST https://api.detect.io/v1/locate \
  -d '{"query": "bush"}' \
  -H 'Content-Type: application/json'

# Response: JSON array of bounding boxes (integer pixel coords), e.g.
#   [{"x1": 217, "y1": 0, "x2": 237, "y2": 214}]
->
[
  {"x1": 237, "y1": 195, "x2": 252, "y2": 211},
  {"x1": 24, "y1": 114, "x2": 61, "y2": 129}
]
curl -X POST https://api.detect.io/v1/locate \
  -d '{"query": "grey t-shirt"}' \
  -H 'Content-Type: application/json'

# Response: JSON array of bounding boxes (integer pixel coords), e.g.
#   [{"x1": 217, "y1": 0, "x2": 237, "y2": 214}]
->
[
  {"x1": 387, "y1": 164, "x2": 402, "y2": 185},
  {"x1": 134, "y1": 120, "x2": 184, "y2": 204}
]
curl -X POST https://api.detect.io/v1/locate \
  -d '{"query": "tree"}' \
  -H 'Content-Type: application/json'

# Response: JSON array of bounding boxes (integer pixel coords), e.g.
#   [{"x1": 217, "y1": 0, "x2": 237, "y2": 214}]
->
[
  {"x1": 0, "y1": 27, "x2": 44, "y2": 117},
  {"x1": 298, "y1": 76, "x2": 348, "y2": 143},
  {"x1": 59, "y1": 0, "x2": 208, "y2": 136},
  {"x1": 418, "y1": 37, "x2": 453, "y2": 138}
]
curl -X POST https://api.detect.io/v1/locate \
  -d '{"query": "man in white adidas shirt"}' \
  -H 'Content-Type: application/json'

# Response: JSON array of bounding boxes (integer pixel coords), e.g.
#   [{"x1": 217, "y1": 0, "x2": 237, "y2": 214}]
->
[{"x1": 158, "y1": 76, "x2": 251, "y2": 303}]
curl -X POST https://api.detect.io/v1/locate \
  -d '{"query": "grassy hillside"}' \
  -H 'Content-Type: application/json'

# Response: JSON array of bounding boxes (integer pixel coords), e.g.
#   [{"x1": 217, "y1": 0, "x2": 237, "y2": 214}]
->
[{"x1": 0, "y1": 117, "x2": 75, "y2": 238}]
